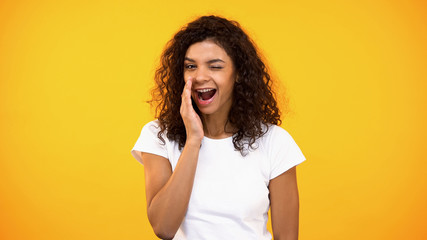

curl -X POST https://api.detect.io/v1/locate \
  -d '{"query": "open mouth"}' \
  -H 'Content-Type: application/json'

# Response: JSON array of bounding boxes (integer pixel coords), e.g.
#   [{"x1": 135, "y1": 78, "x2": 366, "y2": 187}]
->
[{"x1": 196, "y1": 88, "x2": 216, "y2": 101}]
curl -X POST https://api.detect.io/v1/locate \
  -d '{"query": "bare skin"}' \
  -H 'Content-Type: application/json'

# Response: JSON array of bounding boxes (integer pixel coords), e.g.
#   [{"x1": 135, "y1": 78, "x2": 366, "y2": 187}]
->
[
  {"x1": 141, "y1": 40, "x2": 300, "y2": 239},
  {"x1": 141, "y1": 79, "x2": 203, "y2": 239},
  {"x1": 270, "y1": 166, "x2": 300, "y2": 240},
  {"x1": 184, "y1": 40, "x2": 237, "y2": 139}
]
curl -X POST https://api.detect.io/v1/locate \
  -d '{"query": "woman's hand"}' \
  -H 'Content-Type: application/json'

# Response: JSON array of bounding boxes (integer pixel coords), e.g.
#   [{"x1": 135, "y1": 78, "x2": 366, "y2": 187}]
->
[
  {"x1": 142, "y1": 77, "x2": 203, "y2": 239},
  {"x1": 144, "y1": 85, "x2": 204, "y2": 238},
  {"x1": 180, "y1": 77, "x2": 204, "y2": 146}
]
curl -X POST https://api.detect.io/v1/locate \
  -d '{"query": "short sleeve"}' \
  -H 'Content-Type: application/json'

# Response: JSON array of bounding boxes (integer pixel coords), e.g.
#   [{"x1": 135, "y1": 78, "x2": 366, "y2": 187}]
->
[
  {"x1": 267, "y1": 126, "x2": 306, "y2": 180},
  {"x1": 131, "y1": 121, "x2": 168, "y2": 165}
]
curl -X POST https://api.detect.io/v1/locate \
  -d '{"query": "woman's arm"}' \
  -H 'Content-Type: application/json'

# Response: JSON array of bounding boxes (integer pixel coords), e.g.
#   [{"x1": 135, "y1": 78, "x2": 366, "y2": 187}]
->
[
  {"x1": 269, "y1": 166, "x2": 300, "y2": 240},
  {"x1": 142, "y1": 79, "x2": 203, "y2": 239},
  {"x1": 142, "y1": 143, "x2": 200, "y2": 239}
]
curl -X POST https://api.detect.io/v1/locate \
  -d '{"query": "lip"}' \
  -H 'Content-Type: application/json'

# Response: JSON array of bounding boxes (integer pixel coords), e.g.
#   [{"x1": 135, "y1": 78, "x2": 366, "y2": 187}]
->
[
  {"x1": 193, "y1": 87, "x2": 216, "y2": 91},
  {"x1": 193, "y1": 88, "x2": 217, "y2": 106}
]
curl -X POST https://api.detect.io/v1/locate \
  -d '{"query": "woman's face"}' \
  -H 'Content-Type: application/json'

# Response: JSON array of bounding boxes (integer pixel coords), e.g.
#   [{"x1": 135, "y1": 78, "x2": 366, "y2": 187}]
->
[{"x1": 184, "y1": 40, "x2": 236, "y2": 118}]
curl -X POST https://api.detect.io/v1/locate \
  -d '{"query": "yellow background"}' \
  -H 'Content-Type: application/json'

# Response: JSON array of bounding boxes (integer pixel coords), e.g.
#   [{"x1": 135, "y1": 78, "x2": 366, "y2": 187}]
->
[{"x1": 1, "y1": 0, "x2": 426, "y2": 239}]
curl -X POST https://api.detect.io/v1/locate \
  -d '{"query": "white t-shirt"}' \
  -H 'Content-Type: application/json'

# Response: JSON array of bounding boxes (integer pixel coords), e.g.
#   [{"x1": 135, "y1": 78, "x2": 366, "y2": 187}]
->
[{"x1": 131, "y1": 120, "x2": 306, "y2": 240}]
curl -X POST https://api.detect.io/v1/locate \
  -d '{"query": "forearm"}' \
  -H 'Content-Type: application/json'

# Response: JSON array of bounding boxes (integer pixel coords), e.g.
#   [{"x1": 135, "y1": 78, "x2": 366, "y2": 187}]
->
[
  {"x1": 147, "y1": 141, "x2": 200, "y2": 238},
  {"x1": 273, "y1": 198, "x2": 299, "y2": 240}
]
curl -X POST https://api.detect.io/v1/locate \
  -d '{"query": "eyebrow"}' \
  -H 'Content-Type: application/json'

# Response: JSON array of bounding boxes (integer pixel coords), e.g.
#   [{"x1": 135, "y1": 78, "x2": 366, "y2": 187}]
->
[{"x1": 184, "y1": 57, "x2": 225, "y2": 64}]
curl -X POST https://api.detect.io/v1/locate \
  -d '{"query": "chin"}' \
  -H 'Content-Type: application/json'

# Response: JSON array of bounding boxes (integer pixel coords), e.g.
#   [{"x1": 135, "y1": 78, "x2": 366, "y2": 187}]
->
[{"x1": 197, "y1": 106, "x2": 217, "y2": 116}]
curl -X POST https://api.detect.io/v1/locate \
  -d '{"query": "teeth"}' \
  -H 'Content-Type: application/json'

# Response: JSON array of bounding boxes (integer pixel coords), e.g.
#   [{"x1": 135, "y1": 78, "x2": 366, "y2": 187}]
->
[{"x1": 196, "y1": 89, "x2": 214, "y2": 93}]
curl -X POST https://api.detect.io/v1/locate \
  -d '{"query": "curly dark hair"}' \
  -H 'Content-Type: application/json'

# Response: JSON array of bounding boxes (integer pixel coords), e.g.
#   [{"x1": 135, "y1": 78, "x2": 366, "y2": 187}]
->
[{"x1": 150, "y1": 15, "x2": 282, "y2": 155}]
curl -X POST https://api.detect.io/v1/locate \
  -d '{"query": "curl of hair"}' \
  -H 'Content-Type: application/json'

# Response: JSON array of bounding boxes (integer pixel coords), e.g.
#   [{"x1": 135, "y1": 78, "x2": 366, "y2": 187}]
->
[{"x1": 149, "y1": 15, "x2": 282, "y2": 156}]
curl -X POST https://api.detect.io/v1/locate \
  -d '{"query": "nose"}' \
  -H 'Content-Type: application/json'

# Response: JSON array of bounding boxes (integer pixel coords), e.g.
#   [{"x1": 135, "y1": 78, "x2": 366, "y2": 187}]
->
[{"x1": 193, "y1": 66, "x2": 210, "y2": 83}]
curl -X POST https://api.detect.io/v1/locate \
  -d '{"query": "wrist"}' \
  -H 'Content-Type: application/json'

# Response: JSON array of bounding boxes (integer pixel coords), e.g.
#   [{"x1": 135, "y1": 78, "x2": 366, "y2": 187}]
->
[{"x1": 185, "y1": 138, "x2": 202, "y2": 149}]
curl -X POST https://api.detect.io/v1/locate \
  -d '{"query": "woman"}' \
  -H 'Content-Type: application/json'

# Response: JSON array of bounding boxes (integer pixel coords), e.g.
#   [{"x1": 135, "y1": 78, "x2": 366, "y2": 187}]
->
[{"x1": 131, "y1": 15, "x2": 305, "y2": 240}]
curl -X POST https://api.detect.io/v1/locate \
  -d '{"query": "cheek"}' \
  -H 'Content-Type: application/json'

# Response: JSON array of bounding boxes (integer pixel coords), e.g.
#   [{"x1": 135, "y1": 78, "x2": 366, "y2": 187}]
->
[{"x1": 221, "y1": 83, "x2": 235, "y2": 99}]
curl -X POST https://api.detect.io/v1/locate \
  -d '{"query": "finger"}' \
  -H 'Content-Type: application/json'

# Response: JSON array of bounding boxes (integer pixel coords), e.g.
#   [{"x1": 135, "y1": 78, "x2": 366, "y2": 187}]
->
[
  {"x1": 182, "y1": 80, "x2": 189, "y2": 98},
  {"x1": 181, "y1": 81, "x2": 191, "y2": 113},
  {"x1": 186, "y1": 79, "x2": 192, "y2": 97},
  {"x1": 183, "y1": 80, "x2": 192, "y2": 105},
  {"x1": 186, "y1": 76, "x2": 193, "y2": 84}
]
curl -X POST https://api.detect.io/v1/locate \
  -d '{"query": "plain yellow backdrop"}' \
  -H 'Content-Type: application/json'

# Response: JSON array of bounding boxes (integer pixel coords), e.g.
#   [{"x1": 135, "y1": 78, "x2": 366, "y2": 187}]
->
[{"x1": 1, "y1": 0, "x2": 426, "y2": 239}]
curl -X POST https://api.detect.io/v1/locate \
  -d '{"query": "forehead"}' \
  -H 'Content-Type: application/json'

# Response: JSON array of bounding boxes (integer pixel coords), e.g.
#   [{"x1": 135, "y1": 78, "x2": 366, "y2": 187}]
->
[{"x1": 185, "y1": 40, "x2": 231, "y2": 61}]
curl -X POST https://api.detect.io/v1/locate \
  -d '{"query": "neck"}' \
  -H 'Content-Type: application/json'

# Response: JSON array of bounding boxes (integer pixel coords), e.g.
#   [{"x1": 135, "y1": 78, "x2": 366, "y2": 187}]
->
[{"x1": 201, "y1": 114, "x2": 235, "y2": 139}]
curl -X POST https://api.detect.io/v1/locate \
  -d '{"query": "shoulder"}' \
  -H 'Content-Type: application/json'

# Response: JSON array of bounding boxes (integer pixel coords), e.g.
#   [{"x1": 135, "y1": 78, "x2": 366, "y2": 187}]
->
[
  {"x1": 134, "y1": 119, "x2": 168, "y2": 149},
  {"x1": 261, "y1": 123, "x2": 294, "y2": 143},
  {"x1": 142, "y1": 119, "x2": 161, "y2": 131},
  {"x1": 257, "y1": 123, "x2": 304, "y2": 159},
  {"x1": 259, "y1": 123, "x2": 306, "y2": 180},
  {"x1": 132, "y1": 120, "x2": 171, "y2": 164},
  {"x1": 140, "y1": 120, "x2": 167, "y2": 138}
]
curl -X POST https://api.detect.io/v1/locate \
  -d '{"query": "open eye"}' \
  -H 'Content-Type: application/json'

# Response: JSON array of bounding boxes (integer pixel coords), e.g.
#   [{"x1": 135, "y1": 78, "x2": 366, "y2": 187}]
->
[{"x1": 185, "y1": 64, "x2": 197, "y2": 69}]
